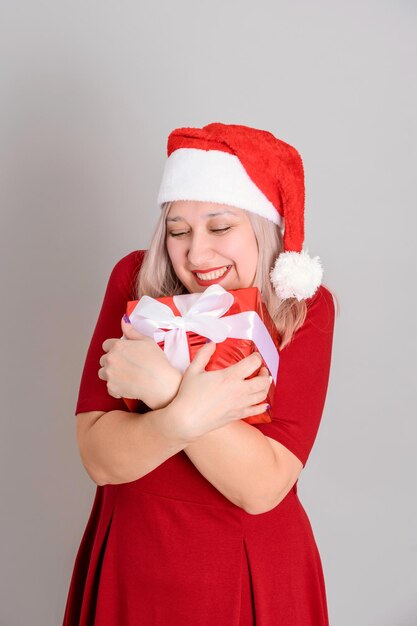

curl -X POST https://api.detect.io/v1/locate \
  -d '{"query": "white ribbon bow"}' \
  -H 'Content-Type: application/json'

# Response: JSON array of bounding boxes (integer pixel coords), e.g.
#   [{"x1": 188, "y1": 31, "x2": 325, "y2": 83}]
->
[{"x1": 126, "y1": 284, "x2": 279, "y2": 380}]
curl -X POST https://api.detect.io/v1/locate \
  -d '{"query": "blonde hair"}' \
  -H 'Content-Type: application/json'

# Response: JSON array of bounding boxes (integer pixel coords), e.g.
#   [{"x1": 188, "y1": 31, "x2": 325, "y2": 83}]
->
[{"x1": 134, "y1": 201, "x2": 338, "y2": 349}]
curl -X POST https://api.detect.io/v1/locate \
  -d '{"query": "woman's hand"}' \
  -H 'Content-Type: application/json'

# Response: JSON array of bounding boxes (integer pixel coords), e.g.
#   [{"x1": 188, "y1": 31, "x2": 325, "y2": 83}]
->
[
  {"x1": 164, "y1": 341, "x2": 272, "y2": 444},
  {"x1": 98, "y1": 317, "x2": 182, "y2": 410}
]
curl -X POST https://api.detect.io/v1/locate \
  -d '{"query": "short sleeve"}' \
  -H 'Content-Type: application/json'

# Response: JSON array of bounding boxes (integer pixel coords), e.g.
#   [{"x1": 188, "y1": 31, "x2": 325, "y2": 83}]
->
[
  {"x1": 253, "y1": 285, "x2": 335, "y2": 468},
  {"x1": 75, "y1": 250, "x2": 146, "y2": 415}
]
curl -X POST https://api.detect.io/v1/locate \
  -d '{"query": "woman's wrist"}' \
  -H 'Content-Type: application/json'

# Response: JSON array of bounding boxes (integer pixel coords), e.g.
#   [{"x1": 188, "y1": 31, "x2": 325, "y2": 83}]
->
[
  {"x1": 147, "y1": 367, "x2": 183, "y2": 411},
  {"x1": 149, "y1": 400, "x2": 195, "y2": 447}
]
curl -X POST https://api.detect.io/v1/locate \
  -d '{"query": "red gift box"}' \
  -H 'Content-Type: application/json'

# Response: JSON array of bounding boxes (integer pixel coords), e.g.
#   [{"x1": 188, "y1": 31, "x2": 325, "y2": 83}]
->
[{"x1": 121, "y1": 286, "x2": 280, "y2": 424}]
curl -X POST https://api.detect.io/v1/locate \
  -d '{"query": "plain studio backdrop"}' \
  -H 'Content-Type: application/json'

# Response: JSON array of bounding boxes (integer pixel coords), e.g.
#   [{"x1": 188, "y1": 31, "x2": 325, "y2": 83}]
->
[{"x1": 0, "y1": 1, "x2": 415, "y2": 624}]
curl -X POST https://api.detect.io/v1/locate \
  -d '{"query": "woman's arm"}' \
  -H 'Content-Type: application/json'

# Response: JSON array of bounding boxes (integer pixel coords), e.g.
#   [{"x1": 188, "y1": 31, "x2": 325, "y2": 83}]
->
[
  {"x1": 97, "y1": 334, "x2": 298, "y2": 512},
  {"x1": 77, "y1": 406, "x2": 190, "y2": 486},
  {"x1": 168, "y1": 288, "x2": 335, "y2": 514},
  {"x1": 182, "y1": 417, "x2": 302, "y2": 515},
  {"x1": 154, "y1": 350, "x2": 300, "y2": 515},
  {"x1": 96, "y1": 323, "x2": 308, "y2": 513},
  {"x1": 77, "y1": 404, "x2": 300, "y2": 514}
]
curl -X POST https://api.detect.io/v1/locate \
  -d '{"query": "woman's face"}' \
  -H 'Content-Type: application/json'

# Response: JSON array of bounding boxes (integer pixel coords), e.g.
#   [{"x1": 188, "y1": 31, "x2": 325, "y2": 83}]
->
[{"x1": 166, "y1": 200, "x2": 259, "y2": 293}]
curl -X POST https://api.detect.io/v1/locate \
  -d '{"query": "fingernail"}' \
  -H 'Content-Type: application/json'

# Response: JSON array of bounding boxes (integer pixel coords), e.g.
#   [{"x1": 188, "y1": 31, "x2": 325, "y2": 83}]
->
[
  {"x1": 266, "y1": 404, "x2": 270, "y2": 410},
  {"x1": 205, "y1": 338, "x2": 212, "y2": 343},
  {"x1": 123, "y1": 313, "x2": 131, "y2": 324},
  {"x1": 268, "y1": 375, "x2": 273, "y2": 384}
]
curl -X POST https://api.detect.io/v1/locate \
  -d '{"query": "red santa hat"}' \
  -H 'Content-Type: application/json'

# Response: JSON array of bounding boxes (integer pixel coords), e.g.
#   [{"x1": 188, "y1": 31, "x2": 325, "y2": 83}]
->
[{"x1": 157, "y1": 122, "x2": 323, "y2": 301}]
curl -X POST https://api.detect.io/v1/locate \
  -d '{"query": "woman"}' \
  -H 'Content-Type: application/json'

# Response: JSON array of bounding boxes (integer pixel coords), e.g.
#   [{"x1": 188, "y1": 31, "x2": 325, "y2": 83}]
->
[{"x1": 63, "y1": 122, "x2": 336, "y2": 625}]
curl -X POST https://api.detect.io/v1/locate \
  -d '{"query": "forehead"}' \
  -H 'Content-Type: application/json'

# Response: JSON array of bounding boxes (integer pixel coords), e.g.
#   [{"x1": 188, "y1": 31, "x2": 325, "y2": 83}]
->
[{"x1": 166, "y1": 201, "x2": 243, "y2": 222}]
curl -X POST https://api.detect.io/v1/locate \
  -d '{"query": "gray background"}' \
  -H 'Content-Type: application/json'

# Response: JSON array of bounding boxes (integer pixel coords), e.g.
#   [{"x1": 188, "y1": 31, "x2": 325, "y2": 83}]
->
[{"x1": 1, "y1": 1, "x2": 415, "y2": 624}]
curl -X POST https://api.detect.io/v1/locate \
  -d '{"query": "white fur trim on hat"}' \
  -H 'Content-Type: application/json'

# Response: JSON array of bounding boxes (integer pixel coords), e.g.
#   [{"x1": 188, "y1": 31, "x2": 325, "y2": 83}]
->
[
  {"x1": 157, "y1": 147, "x2": 283, "y2": 227},
  {"x1": 270, "y1": 249, "x2": 323, "y2": 301}
]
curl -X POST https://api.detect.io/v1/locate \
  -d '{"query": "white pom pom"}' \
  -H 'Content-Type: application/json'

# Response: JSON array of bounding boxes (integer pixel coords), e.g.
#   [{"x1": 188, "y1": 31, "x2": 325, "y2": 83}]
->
[{"x1": 269, "y1": 249, "x2": 323, "y2": 301}]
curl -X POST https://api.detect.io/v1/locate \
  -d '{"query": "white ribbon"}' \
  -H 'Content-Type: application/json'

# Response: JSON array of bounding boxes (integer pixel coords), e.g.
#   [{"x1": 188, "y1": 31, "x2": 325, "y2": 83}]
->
[{"x1": 126, "y1": 284, "x2": 279, "y2": 381}]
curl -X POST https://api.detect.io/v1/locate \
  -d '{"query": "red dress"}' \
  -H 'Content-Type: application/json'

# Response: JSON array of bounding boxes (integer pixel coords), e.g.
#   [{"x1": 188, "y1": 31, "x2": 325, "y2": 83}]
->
[{"x1": 62, "y1": 249, "x2": 335, "y2": 626}]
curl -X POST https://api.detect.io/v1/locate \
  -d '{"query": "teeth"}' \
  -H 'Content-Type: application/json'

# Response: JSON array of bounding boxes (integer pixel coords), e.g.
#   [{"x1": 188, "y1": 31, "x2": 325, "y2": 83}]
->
[{"x1": 195, "y1": 266, "x2": 229, "y2": 280}]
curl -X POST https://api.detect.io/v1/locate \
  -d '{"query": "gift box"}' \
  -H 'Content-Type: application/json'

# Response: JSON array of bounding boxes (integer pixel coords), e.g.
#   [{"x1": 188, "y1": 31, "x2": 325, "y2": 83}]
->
[{"x1": 121, "y1": 284, "x2": 280, "y2": 424}]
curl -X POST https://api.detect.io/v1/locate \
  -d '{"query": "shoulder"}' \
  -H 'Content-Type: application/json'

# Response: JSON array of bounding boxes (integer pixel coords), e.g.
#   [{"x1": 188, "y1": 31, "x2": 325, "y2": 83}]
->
[
  {"x1": 111, "y1": 249, "x2": 147, "y2": 275},
  {"x1": 107, "y1": 249, "x2": 148, "y2": 299},
  {"x1": 109, "y1": 249, "x2": 147, "y2": 281},
  {"x1": 304, "y1": 284, "x2": 335, "y2": 333}
]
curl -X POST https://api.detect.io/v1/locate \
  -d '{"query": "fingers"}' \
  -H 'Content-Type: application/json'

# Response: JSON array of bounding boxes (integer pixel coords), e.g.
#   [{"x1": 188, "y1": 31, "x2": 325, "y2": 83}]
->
[
  {"x1": 121, "y1": 316, "x2": 146, "y2": 339},
  {"x1": 258, "y1": 365, "x2": 269, "y2": 377},
  {"x1": 100, "y1": 318, "x2": 147, "y2": 355},
  {"x1": 258, "y1": 365, "x2": 272, "y2": 382},
  {"x1": 238, "y1": 402, "x2": 270, "y2": 420},
  {"x1": 241, "y1": 363, "x2": 272, "y2": 406},
  {"x1": 97, "y1": 365, "x2": 122, "y2": 398},
  {"x1": 99, "y1": 353, "x2": 112, "y2": 367},
  {"x1": 245, "y1": 373, "x2": 272, "y2": 395},
  {"x1": 248, "y1": 388, "x2": 270, "y2": 404},
  {"x1": 188, "y1": 341, "x2": 217, "y2": 373},
  {"x1": 102, "y1": 338, "x2": 118, "y2": 352},
  {"x1": 227, "y1": 351, "x2": 264, "y2": 380}
]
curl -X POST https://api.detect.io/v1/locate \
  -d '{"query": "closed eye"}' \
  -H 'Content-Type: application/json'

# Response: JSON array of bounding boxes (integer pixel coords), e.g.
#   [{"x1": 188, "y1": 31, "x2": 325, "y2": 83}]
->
[{"x1": 169, "y1": 227, "x2": 231, "y2": 237}]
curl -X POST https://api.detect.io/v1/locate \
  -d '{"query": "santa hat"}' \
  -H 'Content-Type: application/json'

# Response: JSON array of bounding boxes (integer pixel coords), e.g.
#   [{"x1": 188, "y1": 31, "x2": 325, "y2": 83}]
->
[{"x1": 157, "y1": 122, "x2": 323, "y2": 301}]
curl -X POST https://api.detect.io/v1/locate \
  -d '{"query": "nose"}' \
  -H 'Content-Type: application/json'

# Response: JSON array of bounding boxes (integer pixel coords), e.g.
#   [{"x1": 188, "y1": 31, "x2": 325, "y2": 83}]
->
[{"x1": 186, "y1": 230, "x2": 216, "y2": 268}]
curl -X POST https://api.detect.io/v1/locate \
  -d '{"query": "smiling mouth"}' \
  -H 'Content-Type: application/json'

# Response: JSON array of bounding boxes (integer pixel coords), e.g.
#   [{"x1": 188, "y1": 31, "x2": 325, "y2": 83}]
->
[{"x1": 193, "y1": 265, "x2": 231, "y2": 280}]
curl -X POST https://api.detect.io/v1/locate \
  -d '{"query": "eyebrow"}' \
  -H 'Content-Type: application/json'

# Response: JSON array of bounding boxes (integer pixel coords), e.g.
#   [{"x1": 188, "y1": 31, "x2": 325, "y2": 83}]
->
[{"x1": 166, "y1": 210, "x2": 238, "y2": 222}]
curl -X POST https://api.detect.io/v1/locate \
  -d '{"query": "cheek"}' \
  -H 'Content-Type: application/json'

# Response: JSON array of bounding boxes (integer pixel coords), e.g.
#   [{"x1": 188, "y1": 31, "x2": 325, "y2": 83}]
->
[
  {"x1": 233, "y1": 234, "x2": 258, "y2": 279},
  {"x1": 226, "y1": 230, "x2": 257, "y2": 261},
  {"x1": 166, "y1": 239, "x2": 186, "y2": 274},
  {"x1": 166, "y1": 237, "x2": 178, "y2": 258},
  {"x1": 166, "y1": 241, "x2": 176, "y2": 270}
]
